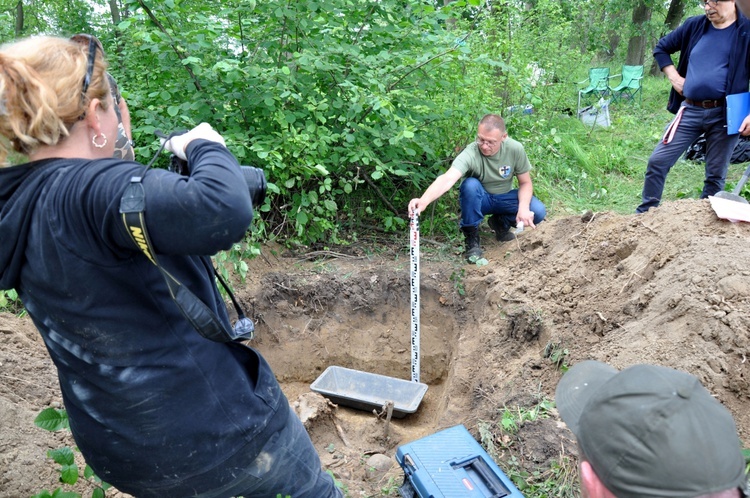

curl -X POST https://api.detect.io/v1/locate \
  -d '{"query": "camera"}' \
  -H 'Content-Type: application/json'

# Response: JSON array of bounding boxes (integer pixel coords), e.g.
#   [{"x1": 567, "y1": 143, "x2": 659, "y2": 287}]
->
[
  {"x1": 166, "y1": 145, "x2": 267, "y2": 208},
  {"x1": 239, "y1": 165, "x2": 267, "y2": 209}
]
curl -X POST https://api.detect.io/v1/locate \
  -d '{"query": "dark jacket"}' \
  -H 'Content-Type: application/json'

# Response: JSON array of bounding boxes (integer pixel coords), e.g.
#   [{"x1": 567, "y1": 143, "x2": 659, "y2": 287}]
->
[
  {"x1": 653, "y1": 11, "x2": 750, "y2": 114},
  {"x1": 0, "y1": 140, "x2": 289, "y2": 494}
]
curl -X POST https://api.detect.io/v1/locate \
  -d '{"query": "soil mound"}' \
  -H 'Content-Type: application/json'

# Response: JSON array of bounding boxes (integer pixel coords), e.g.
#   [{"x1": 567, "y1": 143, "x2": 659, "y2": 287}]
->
[{"x1": 1, "y1": 198, "x2": 748, "y2": 497}]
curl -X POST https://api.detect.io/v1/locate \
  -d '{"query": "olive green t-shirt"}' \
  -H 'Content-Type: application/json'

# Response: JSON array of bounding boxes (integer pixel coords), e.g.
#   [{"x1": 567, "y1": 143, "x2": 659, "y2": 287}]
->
[{"x1": 451, "y1": 138, "x2": 532, "y2": 195}]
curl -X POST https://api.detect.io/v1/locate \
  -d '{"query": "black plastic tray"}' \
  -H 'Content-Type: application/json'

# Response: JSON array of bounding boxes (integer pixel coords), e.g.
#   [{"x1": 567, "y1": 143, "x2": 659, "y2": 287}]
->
[{"x1": 310, "y1": 366, "x2": 428, "y2": 418}]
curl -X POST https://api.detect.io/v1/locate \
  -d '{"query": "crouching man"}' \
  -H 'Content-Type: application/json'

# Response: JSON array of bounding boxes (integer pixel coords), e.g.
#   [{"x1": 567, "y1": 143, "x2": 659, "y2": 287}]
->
[{"x1": 408, "y1": 114, "x2": 546, "y2": 262}]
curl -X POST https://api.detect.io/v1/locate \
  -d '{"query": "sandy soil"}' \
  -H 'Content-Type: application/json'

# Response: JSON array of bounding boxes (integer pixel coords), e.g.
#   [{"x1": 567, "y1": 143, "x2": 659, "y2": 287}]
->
[{"x1": 1, "y1": 198, "x2": 749, "y2": 497}]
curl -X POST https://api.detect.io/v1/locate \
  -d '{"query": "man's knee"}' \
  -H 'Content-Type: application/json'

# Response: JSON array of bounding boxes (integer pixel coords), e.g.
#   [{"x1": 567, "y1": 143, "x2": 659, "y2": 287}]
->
[
  {"x1": 459, "y1": 177, "x2": 482, "y2": 194},
  {"x1": 646, "y1": 145, "x2": 683, "y2": 174},
  {"x1": 531, "y1": 199, "x2": 547, "y2": 223}
]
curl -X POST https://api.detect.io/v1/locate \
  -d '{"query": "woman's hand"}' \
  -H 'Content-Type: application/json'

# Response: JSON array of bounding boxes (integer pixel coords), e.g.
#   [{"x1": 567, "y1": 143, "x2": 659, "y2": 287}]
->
[{"x1": 163, "y1": 123, "x2": 226, "y2": 160}]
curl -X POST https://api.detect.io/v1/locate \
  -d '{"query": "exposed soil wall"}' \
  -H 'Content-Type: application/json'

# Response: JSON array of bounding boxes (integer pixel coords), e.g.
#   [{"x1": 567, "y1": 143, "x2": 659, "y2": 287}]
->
[{"x1": 1, "y1": 199, "x2": 748, "y2": 497}]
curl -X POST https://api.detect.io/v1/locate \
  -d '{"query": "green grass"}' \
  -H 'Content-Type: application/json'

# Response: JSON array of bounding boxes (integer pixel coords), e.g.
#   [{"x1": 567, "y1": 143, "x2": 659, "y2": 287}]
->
[
  {"x1": 477, "y1": 397, "x2": 579, "y2": 498},
  {"x1": 519, "y1": 74, "x2": 746, "y2": 220}
]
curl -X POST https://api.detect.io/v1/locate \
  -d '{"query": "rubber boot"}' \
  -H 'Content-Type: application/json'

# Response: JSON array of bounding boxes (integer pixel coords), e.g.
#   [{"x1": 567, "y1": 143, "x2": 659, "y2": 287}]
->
[
  {"x1": 488, "y1": 214, "x2": 516, "y2": 242},
  {"x1": 461, "y1": 226, "x2": 483, "y2": 262}
]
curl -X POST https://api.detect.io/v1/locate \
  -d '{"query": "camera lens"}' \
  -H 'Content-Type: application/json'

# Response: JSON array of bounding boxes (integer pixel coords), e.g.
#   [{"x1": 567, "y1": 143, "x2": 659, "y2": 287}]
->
[{"x1": 240, "y1": 166, "x2": 267, "y2": 208}]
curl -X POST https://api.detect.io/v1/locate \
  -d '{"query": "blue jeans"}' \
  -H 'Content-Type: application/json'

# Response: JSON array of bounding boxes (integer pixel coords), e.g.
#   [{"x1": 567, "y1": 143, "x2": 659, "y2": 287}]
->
[
  {"x1": 637, "y1": 104, "x2": 740, "y2": 213},
  {"x1": 458, "y1": 177, "x2": 547, "y2": 231},
  {"x1": 143, "y1": 409, "x2": 342, "y2": 498}
]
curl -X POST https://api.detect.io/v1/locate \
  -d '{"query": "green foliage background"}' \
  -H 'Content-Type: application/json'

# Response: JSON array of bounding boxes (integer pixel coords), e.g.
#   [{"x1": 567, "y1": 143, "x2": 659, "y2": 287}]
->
[{"x1": 1, "y1": 0, "x2": 714, "y2": 247}]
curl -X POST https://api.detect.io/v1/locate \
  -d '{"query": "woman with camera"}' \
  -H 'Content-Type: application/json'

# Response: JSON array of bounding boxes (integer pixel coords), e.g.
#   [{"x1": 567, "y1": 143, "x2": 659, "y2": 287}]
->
[{"x1": 0, "y1": 36, "x2": 340, "y2": 497}]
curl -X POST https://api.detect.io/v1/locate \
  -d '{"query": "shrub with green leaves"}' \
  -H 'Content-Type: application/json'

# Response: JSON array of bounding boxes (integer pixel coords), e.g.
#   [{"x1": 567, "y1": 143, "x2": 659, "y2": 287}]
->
[
  {"x1": 32, "y1": 408, "x2": 111, "y2": 498},
  {"x1": 0, "y1": 289, "x2": 24, "y2": 315},
  {"x1": 3, "y1": 0, "x2": 687, "y2": 249}
]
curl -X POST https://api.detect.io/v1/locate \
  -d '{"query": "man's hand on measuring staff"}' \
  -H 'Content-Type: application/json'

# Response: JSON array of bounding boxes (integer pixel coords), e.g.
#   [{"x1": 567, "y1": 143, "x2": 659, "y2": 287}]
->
[{"x1": 408, "y1": 199, "x2": 424, "y2": 216}]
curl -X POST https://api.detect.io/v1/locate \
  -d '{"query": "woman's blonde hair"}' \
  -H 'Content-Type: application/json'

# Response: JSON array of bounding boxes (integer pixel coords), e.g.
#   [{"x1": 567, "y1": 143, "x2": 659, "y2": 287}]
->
[{"x1": 0, "y1": 35, "x2": 110, "y2": 165}]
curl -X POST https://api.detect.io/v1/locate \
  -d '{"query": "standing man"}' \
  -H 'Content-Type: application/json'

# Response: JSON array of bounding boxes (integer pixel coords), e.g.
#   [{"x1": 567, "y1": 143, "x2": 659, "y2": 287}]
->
[
  {"x1": 637, "y1": 0, "x2": 750, "y2": 213},
  {"x1": 556, "y1": 360, "x2": 748, "y2": 498},
  {"x1": 408, "y1": 114, "x2": 546, "y2": 262}
]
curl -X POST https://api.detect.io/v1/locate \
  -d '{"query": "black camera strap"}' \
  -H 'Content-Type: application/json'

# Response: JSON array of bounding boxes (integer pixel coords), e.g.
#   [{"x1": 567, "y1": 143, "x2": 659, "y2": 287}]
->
[{"x1": 118, "y1": 135, "x2": 254, "y2": 343}]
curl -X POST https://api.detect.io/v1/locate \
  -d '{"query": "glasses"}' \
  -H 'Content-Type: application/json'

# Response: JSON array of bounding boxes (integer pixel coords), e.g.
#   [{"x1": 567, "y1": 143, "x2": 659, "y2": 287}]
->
[
  {"x1": 80, "y1": 35, "x2": 99, "y2": 103},
  {"x1": 71, "y1": 34, "x2": 101, "y2": 104},
  {"x1": 70, "y1": 34, "x2": 101, "y2": 120},
  {"x1": 698, "y1": 0, "x2": 728, "y2": 6},
  {"x1": 476, "y1": 138, "x2": 498, "y2": 147}
]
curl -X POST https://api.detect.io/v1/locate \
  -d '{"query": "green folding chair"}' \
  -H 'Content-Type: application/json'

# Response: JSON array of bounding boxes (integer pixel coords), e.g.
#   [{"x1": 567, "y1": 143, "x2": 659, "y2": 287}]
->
[
  {"x1": 610, "y1": 65, "x2": 644, "y2": 104},
  {"x1": 577, "y1": 67, "x2": 611, "y2": 116}
]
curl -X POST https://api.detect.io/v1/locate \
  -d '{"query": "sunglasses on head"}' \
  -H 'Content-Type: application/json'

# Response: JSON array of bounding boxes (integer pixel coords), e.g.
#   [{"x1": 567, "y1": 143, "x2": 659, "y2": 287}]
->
[
  {"x1": 70, "y1": 35, "x2": 100, "y2": 104},
  {"x1": 80, "y1": 36, "x2": 98, "y2": 102}
]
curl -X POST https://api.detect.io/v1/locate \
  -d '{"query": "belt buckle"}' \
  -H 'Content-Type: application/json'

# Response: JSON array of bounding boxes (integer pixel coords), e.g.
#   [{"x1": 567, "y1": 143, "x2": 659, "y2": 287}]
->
[{"x1": 700, "y1": 100, "x2": 715, "y2": 108}]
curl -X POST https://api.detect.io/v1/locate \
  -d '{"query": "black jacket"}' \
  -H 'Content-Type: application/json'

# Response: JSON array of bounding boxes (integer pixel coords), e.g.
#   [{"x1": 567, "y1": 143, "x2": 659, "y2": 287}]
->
[
  {"x1": 653, "y1": 11, "x2": 750, "y2": 114},
  {"x1": 0, "y1": 140, "x2": 289, "y2": 494}
]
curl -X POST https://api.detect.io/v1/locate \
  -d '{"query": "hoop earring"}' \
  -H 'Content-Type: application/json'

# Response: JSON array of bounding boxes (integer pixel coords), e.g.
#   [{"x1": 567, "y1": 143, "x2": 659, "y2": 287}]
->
[{"x1": 92, "y1": 133, "x2": 108, "y2": 149}]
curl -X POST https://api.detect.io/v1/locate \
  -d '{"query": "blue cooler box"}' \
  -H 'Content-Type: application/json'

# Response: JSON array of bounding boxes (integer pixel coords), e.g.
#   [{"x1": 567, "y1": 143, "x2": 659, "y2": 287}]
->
[{"x1": 395, "y1": 425, "x2": 524, "y2": 498}]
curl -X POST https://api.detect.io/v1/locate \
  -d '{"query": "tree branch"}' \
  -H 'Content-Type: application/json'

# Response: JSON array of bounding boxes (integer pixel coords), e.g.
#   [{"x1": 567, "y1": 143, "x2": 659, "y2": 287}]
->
[
  {"x1": 360, "y1": 168, "x2": 399, "y2": 216},
  {"x1": 136, "y1": 0, "x2": 203, "y2": 92},
  {"x1": 387, "y1": 32, "x2": 470, "y2": 93},
  {"x1": 356, "y1": 32, "x2": 471, "y2": 125}
]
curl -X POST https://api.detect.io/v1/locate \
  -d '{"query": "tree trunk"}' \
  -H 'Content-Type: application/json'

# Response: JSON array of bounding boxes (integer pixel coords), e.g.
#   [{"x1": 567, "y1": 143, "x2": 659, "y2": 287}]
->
[
  {"x1": 109, "y1": 0, "x2": 121, "y2": 25},
  {"x1": 14, "y1": 0, "x2": 23, "y2": 38},
  {"x1": 136, "y1": 0, "x2": 203, "y2": 92},
  {"x1": 109, "y1": 0, "x2": 125, "y2": 71},
  {"x1": 625, "y1": 0, "x2": 652, "y2": 66},
  {"x1": 650, "y1": 0, "x2": 685, "y2": 75},
  {"x1": 608, "y1": 31, "x2": 621, "y2": 59},
  {"x1": 663, "y1": 0, "x2": 686, "y2": 33}
]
